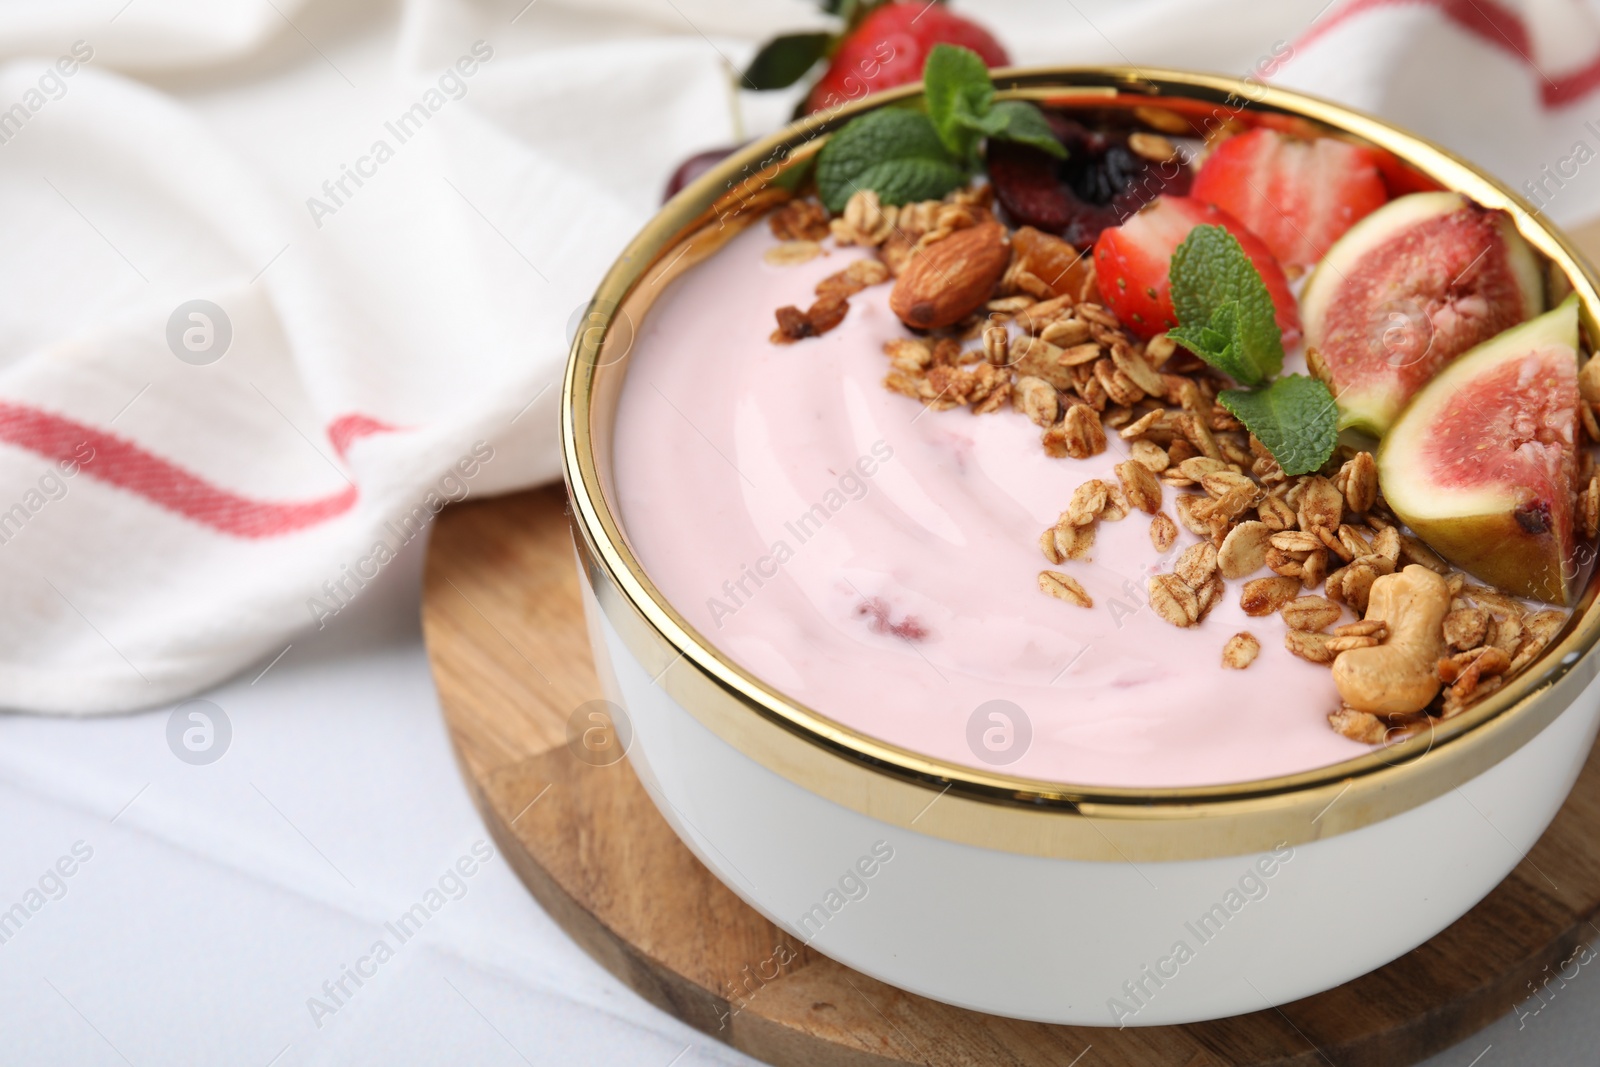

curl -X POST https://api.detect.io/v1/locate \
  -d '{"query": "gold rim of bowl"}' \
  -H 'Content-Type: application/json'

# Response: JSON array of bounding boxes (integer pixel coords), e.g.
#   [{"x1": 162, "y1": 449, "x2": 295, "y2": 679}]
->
[{"x1": 562, "y1": 67, "x2": 1600, "y2": 863}]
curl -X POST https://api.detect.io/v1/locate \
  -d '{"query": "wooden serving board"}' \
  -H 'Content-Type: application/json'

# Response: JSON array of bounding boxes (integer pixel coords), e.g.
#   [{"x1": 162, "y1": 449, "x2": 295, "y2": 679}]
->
[{"x1": 421, "y1": 484, "x2": 1600, "y2": 1067}]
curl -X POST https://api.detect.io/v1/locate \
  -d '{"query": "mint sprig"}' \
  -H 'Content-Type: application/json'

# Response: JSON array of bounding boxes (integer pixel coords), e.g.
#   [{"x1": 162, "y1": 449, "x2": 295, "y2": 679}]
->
[
  {"x1": 1167, "y1": 225, "x2": 1283, "y2": 385},
  {"x1": 815, "y1": 44, "x2": 1063, "y2": 213},
  {"x1": 1167, "y1": 225, "x2": 1335, "y2": 476},
  {"x1": 924, "y1": 44, "x2": 1064, "y2": 164}
]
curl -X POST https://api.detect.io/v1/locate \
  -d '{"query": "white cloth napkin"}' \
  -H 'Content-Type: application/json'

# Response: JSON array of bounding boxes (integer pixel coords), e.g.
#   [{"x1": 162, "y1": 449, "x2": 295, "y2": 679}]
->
[{"x1": 2, "y1": 0, "x2": 1598, "y2": 715}]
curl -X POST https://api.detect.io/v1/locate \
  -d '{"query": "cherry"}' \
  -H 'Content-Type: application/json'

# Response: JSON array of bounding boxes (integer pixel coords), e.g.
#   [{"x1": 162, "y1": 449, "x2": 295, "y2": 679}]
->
[{"x1": 662, "y1": 146, "x2": 741, "y2": 203}]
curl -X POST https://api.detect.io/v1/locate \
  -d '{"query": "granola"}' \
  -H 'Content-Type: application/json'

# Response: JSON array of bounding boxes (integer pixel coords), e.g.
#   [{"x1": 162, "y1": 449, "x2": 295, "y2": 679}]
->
[
  {"x1": 1039, "y1": 571, "x2": 1093, "y2": 608},
  {"x1": 771, "y1": 258, "x2": 891, "y2": 344},
  {"x1": 768, "y1": 198, "x2": 831, "y2": 242},
  {"x1": 1050, "y1": 396, "x2": 1573, "y2": 735},
  {"x1": 1222, "y1": 632, "x2": 1260, "y2": 669},
  {"x1": 758, "y1": 180, "x2": 1582, "y2": 746}
]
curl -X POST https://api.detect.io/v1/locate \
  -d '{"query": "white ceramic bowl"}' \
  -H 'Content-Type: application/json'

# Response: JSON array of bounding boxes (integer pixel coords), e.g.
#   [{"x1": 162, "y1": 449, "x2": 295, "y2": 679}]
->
[{"x1": 563, "y1": 68, "x2": 1600, "y2": 1026}]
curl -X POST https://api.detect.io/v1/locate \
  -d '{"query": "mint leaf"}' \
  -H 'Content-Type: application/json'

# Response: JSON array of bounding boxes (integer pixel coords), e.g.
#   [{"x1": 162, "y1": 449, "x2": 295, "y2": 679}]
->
[
  {"x1": 836, "y1": 155, "x2": 969, "y2": 210},
  {"x1": 1168, "y1": 302, "x2": 1272, "y2": 385},
  {"x1": 924, "y1": 45, "x2": 1065, "y2": 164},
  {"x1": 1166, "y1": 303, "x2": 1234, "y2": 360},
  {"x1": 981, "y1": 100, "x2": 1066, "y2": 157},
  {"x1": 1168, "y1": 225, "x2": 1282, "y2": 385},
  {"x1": 924, "y1": 44, "x2": 993, "y2": 161},
  {"x1": 816, "y1": 108, "x2": 966, "y2": 213},
  {"x1": 1219, "y1": 376, "x2": 1339, "y2": 476},
  {"x1": 742, "y1": 32, "x2": 833, "y2": 90}
]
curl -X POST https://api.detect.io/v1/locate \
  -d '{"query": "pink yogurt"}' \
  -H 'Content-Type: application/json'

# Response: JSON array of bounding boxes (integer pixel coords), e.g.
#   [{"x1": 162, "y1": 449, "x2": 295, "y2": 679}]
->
[{"x1": 612, "y1": 222, "x2": 1371, "y2": 787}]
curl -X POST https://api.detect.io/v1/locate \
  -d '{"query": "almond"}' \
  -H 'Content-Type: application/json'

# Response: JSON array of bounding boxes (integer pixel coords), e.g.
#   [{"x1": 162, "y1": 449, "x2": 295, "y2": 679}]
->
[{"x1": 889, "y1": 221, "x2": 1009, "y2": 330}]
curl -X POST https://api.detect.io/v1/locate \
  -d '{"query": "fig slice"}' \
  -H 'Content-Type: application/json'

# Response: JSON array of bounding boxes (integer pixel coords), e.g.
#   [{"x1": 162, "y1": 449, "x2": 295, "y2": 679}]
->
[
  {"x1": 1303, "y1": 191, "x2": 1543, "y2": 435},
  {"x1": 1377, "y1": 296, "x2": 1582, "y2": 604}
]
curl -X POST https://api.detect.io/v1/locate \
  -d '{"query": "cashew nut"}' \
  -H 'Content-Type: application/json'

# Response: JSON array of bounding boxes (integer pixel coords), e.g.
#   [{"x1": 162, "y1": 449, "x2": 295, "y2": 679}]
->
[{"x1": 1331, "y1": 564, "x2": 1450, "y2": 716}]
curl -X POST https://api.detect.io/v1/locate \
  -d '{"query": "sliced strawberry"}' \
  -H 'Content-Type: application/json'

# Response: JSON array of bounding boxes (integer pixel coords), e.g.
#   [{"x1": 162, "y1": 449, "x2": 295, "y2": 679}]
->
[
  {"x1": 1190, "y1": 128, "x2": 1387, "y2": 271},
  {"x1": 1092, "y1": 196, "x2": 1301, "y2": 343},
  {"x1": 803, "y1": 3, "x2": 1009, "y2": 116},
  {"x1": 1368, "y1": 146, "x2": 1447, "y2": 198}
]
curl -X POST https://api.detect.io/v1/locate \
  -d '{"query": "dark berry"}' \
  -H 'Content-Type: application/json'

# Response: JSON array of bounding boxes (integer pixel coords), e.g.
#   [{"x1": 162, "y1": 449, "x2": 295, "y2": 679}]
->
[{"x1": 987, "y1": 116, "x2": 1192, "y2": 247}]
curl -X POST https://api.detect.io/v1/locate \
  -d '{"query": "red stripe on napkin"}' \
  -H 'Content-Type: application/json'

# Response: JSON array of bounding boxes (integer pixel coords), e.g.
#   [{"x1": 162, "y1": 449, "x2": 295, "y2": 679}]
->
[
  {"x1": 0, "y1": 400, "x2": 359, "y2": 538},
  {"x1": 328, "y1": 412, "x2": 403, "y2": 460},
  {"x1": 1296, "y1": 0, "x2": 1600, "y2": 108}
]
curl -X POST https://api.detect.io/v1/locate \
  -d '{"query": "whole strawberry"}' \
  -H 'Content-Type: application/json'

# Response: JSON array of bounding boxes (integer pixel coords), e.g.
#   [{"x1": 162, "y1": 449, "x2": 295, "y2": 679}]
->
[
  {"x1": 804, "y1": 3, "x2": 1008, "y2": 115},
  {"x1": 667, "y1": 3, "x2": 1010, "y2": 204}
]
